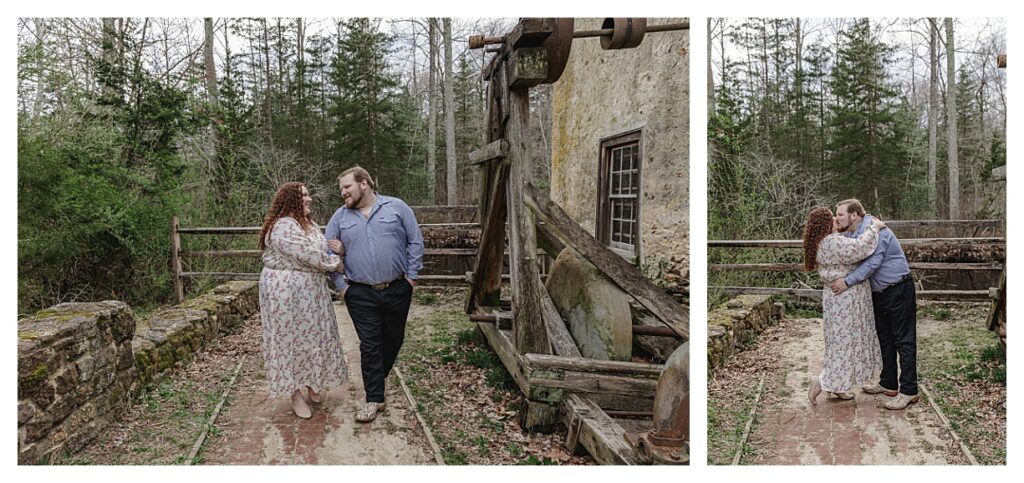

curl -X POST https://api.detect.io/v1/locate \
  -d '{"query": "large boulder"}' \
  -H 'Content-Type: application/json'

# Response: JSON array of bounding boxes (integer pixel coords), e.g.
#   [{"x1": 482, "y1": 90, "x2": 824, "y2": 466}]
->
[{"x1": 545, "y1": 248, "x2": 632, "y2": 360}]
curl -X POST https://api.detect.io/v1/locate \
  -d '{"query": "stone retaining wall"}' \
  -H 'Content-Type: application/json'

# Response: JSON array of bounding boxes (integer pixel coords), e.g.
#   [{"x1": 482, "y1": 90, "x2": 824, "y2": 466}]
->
[
  {"x1": 707, "y1": 295, "x2": 784, "y2": 376},
  {"x1": 17, "y1": 281, "x2": 259, "y2": 464}
]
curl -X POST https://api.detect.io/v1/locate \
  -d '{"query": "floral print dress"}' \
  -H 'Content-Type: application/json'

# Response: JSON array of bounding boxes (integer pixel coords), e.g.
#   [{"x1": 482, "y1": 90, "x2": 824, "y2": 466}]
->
[
  {"x1": 259, "y1": 217, "x2": 348, "y2": 396},
  {"x1": 815, "y1": 224, "x2": 883, "y2": 393}
]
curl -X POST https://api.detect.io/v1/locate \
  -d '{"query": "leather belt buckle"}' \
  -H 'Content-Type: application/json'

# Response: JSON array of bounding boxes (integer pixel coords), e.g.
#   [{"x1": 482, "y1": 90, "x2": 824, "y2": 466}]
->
[{"x1": 371, "y1": 282, "x2": 388, "y2": 291}]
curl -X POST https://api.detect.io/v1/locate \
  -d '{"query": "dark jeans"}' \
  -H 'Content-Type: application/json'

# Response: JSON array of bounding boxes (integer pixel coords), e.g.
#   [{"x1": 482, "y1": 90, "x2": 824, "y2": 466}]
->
[
  {"x1": 344, "y1": 278, "x2": 413, "y2": 403},
  {"x1": 871, "y1": 276, "x2": 918, "y2": 396}
]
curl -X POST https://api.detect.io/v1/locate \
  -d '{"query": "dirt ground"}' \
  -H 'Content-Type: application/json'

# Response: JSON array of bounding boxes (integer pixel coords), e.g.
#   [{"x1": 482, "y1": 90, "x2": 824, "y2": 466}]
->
[
  {"x1": 708, "y1": 301, "x2": 1004, "y2": 465},
  {"x1": 59, "y1": 292, "x2": 592, "y2": 465}
]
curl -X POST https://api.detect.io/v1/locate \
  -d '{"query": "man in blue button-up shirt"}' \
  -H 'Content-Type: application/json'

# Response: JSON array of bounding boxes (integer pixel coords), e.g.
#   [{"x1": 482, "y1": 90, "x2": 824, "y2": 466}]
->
[
  {"x1": 325, "y1": 166, "x2": 423, "y2": 422},
  {"x1": 830, "y1": 199, "x2": 918, "y2": 410}
]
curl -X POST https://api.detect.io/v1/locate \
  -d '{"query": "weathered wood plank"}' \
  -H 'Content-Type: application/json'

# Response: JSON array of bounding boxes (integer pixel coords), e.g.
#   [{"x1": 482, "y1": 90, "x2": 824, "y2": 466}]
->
[
  {"x1": 466, "y1": 159, "x2": 510, "y2": 313},
  {"x1": 532, "y1": 372, "x2": 659, "y2": 398},
  {"x1": 710, "y1": 286, "x2": 992, "y2": 301},
  {"x1": 468, "y1": 139, "x2": 509, "y2": 166},
  {"x1": 708, "y1": 238, "x2": 1005, "y2": 248},
  {"x1": 177, "y1": 222, "x2": 481, "y2": 235},
  {"x1": 540, "y1": 285, "x2": 582, "y2": 357},
  {"x1": 171, "y1": 216, "x2": 184, "y2": 303},
  {"x1": 476, "y1": 323, "x2": 530, "y2": 396},
  {"x1": 708, "y1": 262, "x2": 1003, "y2": 272},
  {"x1": 507, "y1": 88, "x2": 549, "y2": 355},
  {"x1": 525, "y1": 353, "x2": 664, "y2": 378},
  {"x1": 536, "y1": 222, "x2": 566, "y2": 259},
  {"x1": 563, "y1": 395, "x2": 648, "y2": 465},
  {"x1": 523, "y1": 182, "x2": 688, "y2": 340}
]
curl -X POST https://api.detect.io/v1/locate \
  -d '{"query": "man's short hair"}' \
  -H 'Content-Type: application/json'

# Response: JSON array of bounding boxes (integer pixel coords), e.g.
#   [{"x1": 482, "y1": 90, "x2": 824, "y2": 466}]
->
[
  {"x1": 338, "y1": 166, "x2": 376, "y2": 191},
  {"x1": 837, "y1": 198, "x2": 865, "y2": 217}
]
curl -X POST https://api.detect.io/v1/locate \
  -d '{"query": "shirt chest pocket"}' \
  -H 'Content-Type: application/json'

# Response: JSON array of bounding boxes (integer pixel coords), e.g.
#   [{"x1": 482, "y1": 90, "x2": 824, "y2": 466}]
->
[
  {"x1": 336, "y1": 220, "x2": 359, "y2": 246},
  {"x1": 375, "y1": 213, "x2": 404, "y2": 239}
]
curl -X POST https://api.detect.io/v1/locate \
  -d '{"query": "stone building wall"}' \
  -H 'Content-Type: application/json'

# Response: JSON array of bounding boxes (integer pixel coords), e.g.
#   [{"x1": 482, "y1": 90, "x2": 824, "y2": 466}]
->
[
  {"x1": 549, "y1": 17, "x2": 689, "y2": 285},
  {"x1": 18, "y1": 281, "x2": 259, "y2": 464}
]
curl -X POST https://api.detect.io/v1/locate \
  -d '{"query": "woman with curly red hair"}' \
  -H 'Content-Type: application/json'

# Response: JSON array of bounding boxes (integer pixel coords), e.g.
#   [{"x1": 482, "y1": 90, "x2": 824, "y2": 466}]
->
[
  {"x1": 259, "y1": 182, "x2": 348, "y2": 419},
  {"x1": 802, "y1": 206, "x2": 886, "y2": 406}
]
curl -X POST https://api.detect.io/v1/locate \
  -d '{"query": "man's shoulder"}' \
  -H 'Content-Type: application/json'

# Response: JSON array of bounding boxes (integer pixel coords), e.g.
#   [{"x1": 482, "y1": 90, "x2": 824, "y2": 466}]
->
[{"x1": 379, "y1": 195, "x2": 413, "y2": 212}]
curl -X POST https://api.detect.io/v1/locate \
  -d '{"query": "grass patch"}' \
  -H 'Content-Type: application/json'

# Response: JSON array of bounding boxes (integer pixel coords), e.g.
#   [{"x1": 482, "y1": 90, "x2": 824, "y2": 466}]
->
[
  {"x1": 707, "y1": 382, "x2": 762, "y2": 465},
  {"x1": 918, "y1": 304, "x2": 1006, "y2": 465},
  {"x1": 398, "y1": 306, "x2": 585, "y2": 465}
]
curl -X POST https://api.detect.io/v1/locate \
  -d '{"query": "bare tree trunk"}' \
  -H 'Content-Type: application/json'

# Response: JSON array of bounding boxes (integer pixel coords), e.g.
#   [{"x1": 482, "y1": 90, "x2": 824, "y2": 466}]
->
[
  {"x1": 204, "y1": 17, "x2": 226, "y2": 201},
  {"x1": 443, "y1": 18, "x2": 457, "y2": 205},
  {"x1": 427, "y1": 18, "x2": 438, "y2": 204},
  {"x1": 928, "y1": 18, "x2": 939, "y2": 217},
  {"x1": 100, "y1": 18, "x2": 117, "y2": 103},
  {"x1": 32, "y1": 18, "x2": 47, "y2": 116},
  {"x1": 945, "y1": 18, "x2": 959, "y2": 219},
  {"x1": 707, "y1": 18, "x2": 714, "y2": 121}
]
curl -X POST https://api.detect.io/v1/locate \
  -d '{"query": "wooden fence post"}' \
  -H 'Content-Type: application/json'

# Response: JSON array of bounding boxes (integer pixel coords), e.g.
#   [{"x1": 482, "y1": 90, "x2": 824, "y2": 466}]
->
[{"x1": 171, "y1": 216, "x2": 184, "y2": 304}]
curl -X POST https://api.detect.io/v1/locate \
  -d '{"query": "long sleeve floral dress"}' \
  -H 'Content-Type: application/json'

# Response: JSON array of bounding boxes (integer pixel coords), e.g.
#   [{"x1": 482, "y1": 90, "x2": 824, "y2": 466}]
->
[
  {"x1": 259, "y1": 217, "x2": 348, "y2": 396},
  {"x1": 815, "y1": 224, "x2": 883, "y2": 393}
]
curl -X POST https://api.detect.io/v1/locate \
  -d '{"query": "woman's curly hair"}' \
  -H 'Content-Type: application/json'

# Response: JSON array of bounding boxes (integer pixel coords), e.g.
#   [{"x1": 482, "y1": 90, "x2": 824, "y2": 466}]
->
[
  {"x1": 258, "y1": 182, "x2": 313, "y2": 251},
  {"x1": 802, "y1": 207, "x2": 834, "y2": 271}
]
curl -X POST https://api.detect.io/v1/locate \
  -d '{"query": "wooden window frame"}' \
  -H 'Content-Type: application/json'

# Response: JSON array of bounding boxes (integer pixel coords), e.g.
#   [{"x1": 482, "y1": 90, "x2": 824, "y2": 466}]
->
[{"x1": 596, "y1": 129, "x2": 642, "y2": 262}]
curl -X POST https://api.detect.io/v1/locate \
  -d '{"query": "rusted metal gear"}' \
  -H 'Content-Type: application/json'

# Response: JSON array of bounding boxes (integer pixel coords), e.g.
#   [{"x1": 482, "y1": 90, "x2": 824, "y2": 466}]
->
[
  {"x1": 543, "y1": 18, "x2": 574, "y2": 83},
  {"x1": 600, "y1": 18, "x2": 647, "y2": 50}
]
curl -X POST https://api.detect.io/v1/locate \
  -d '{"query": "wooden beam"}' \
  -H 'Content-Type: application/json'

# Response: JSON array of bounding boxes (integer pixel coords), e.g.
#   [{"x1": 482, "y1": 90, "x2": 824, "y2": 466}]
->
[
  {"x1": 509, "y1": 46, "x2": 549, "y2": 89},
  {"x1": 468, "y1": 139, "x2": 509, "y2": 166},
  {"x1": 536, "y1": 222, "x2": 566, "y2": 259},
  {"x1": 531, "y1": 372, "x2": 658, "y2": 400},
  {"x1": 563, "y1": 395, "x2": 649, "y2": 465},
  {"x1": 171, "y1": 216, "x2": 184, "y2": 303},
  {"x1": 710, "y1": 286, "x2": 992, "y2": 301},
  {"x1": 476, "y1": 322, "x2": 530, "y2": 396},
  {"x1": 466, "y1": 159, "x2": 510, "y2": 313},
  {"x1": 523, "y1": 182, "x2": 688, "y2": 340},
  {"x1": 525, "y1": 353, "x2": 663, "y2": 378},
  {"x1": 507, "y1": 87, "x2": 549, "y2": 355},
  {"x1": 708, "y1": 238, "x2": 1005, "y2": 248},
  {"x1": 708, "y1": 262, "x2": 1004, "y2": 272},
  {"x1": 539, "y1": 285, "x2": 581, "y2": 358}
]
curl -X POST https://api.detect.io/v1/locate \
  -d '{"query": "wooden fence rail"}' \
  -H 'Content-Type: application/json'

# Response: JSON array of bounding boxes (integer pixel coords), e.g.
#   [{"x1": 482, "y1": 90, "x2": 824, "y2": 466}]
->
[
  {"x1": 709, "y1": 225, "x2": 1005, "y2": 302},
  {"x1": 171, "y1": 206, "x2": 483, "y2": 303}
]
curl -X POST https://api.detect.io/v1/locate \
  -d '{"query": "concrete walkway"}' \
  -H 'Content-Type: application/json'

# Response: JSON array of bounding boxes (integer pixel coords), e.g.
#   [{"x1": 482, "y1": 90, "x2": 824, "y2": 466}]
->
[
  {"x1": 745, "y1": 318, "x2": 966, "y2": 465},
  {"x1": 201, "y1": 303, "x2": 437, "y2": 465}
]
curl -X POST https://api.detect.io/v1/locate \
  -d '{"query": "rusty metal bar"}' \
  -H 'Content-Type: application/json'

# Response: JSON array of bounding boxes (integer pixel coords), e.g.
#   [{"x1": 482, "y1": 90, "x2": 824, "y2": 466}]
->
[
  {"x1": 573, "y1": 21, "x2": 690, "y2": 39},
  {"x1": 632, "y1": 325, "x2": 684, "y2": 339},
  {"x1": 606, "y1": 410, "x2": 654, "y2": 419}
]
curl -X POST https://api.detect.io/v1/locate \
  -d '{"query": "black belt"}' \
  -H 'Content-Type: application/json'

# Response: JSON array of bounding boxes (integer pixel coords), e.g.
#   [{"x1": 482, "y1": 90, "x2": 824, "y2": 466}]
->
[
  {"x1": 348, "y1": 275, "x2": 404, "y2": 291},
  {"x1": 877, "y1": 273, "x2": 913, "y2": 294}
]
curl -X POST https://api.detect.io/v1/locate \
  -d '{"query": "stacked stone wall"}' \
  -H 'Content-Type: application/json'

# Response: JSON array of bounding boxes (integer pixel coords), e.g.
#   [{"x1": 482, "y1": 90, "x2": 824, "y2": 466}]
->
[{"x1": 18, "y1": 281, "x2": 259, "y2": 464}]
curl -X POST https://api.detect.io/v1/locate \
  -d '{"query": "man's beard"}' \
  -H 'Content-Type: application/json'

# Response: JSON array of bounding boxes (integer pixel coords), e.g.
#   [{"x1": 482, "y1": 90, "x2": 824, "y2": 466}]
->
[{"x1": 345, "y1": 189, "x2": 363, "y2": 208}]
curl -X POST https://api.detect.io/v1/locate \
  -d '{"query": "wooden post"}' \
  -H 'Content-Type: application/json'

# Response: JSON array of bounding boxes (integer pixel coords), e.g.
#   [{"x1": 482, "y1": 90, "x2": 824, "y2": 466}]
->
[
  {"x1": 171, "y1": 216, "x2": 184, "y2": 304},
  {"x1": 523, "y1": 182, "x2": 688, "y2": 340},
  {"x1": 507, "y1": 83, "x2": 550, "y2": 355}
]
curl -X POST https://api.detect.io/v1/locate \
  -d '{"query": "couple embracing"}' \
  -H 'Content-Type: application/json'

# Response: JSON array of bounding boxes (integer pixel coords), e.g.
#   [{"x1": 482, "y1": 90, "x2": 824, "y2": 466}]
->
[
  {"x1": 257, "y1": 166, "x2": 423, "y2": 422},
  {"x1": 802, "y1": 199, "x2": 919, "y2": 411}
]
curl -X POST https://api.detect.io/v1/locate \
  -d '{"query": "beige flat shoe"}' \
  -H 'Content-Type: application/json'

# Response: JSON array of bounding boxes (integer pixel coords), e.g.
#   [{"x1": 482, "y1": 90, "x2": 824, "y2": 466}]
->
[
  {"x1": 306, "y1": 386, "x2": 322, "y2": 404},
  {"x1": 291, "y1": 391, "x2": 312, "y2": 419},
  {"x1": 861, "y1": 383, "x2": 898, "y2": 397},
  {"x1": 884, "y1": 393, "x2": 920, "y2": 410},
  {"x1": 829, "y1": 391, "x2": 855, "y2": 400},
  {"x1": 355, "y1": 401, "x2": 386, "y2": 422}
]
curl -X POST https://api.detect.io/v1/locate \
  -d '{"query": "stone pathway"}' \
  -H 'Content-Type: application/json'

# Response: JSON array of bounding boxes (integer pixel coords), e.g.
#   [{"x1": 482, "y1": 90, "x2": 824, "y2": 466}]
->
[
  {"x1": 201, "y1": 303, "x2": 437, "y2": 465},
  {"x1": 744, "y1": 317, "x2": 966, "y2": 465}
]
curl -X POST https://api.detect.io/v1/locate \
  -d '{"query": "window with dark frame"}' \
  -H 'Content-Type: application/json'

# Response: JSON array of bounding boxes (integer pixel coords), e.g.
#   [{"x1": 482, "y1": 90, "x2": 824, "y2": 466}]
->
[{"x1": 596, "y1": 130, "x2": 642, "y2": 259}]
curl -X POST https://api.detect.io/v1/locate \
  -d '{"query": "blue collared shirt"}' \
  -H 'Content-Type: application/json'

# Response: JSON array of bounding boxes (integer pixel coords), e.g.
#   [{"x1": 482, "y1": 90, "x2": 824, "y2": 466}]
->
[
  {"x1": 843, "y1": 215, "x2": 911, "y2": 292},
  {"x1": 325, "y1": 194, "x2": 424, "y2": 292}
]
